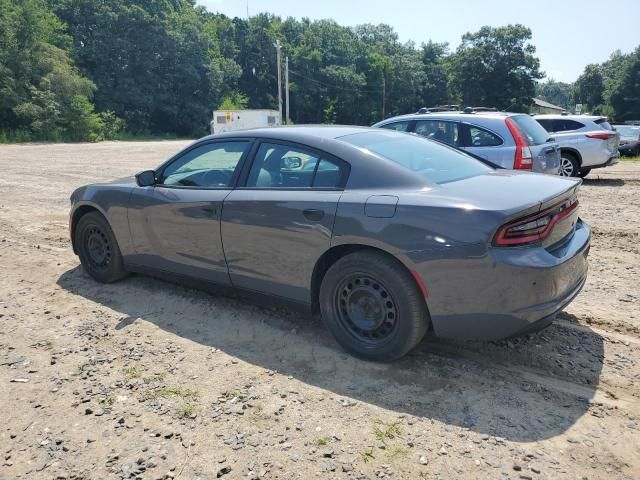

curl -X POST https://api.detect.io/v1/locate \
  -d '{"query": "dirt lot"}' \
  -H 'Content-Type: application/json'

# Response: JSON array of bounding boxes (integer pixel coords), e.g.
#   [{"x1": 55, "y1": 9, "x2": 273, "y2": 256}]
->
[{"x1": 0, "y1": 141, "x2": 639, "y2": 480}]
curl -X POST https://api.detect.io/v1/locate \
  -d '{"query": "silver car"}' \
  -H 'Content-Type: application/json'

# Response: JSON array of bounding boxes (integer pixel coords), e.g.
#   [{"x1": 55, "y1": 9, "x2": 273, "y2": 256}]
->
[
  {"x1": 372, "y1": 111, "x2": 561, "y2": 175},
  {"x1": 534, "y1": 114, "x2": 620, "y2": 177}
]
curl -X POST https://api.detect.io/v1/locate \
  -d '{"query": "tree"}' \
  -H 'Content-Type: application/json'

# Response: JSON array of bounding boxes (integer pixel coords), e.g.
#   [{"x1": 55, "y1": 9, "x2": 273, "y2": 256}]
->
[
  {"x1": 447, "y1": 25, "x2": 543, "y2": 111},
  {"x1": 609, "y1": 47, "x2": 640, "y2": 121},
  {"x1": 574, "y1": 64, "x2": 604, "y2": 113},
  {"x1": 536, "y1": 80, "x2": 574, "y2": 110},
  {"x1": 0, "y1": 0, "x2": 106, "y2": 141}
]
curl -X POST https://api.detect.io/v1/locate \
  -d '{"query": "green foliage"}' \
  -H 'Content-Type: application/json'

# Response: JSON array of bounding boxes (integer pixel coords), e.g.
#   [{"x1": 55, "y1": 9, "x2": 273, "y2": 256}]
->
[
  {"x1": 1, "y1": 1, "x2": 635, "y2": 141},
  {"x1": 218, "y1": 93, "x2": 249, "y2": 110},
  {"x1": 448, "y1": 24, "x2": 543, "y2": 111},
  {"x1": 536, "y1": 80, "x2": 574, "y2": 110}
]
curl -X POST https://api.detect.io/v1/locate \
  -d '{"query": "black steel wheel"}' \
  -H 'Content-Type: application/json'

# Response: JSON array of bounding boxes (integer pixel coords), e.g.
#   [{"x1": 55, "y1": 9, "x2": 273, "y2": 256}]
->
[
  {"x1": 320, "y1": 250, "x2": 429, "y2": 361},
  {"x1": 75, "y1": 211, "x2": 128, "y2": 283}
]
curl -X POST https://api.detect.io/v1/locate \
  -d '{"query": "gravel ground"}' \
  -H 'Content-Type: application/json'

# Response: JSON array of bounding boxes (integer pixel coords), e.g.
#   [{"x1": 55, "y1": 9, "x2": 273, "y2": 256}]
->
[{"x1": 0, "y1": 141, "x2": 638, "y2": 480}]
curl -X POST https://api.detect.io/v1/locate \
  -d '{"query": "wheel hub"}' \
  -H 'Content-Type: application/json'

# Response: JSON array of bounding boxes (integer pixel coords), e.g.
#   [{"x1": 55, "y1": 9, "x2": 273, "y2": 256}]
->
[
  {"x1": 336, "y1": 275, "x2": 397, "y2": 344},
  {"x1": 560, "y1": 157, "x2": 574, "y2": 176},
  {"x1": 85, "y1": 226, "x2": 111, "y2": 270}
]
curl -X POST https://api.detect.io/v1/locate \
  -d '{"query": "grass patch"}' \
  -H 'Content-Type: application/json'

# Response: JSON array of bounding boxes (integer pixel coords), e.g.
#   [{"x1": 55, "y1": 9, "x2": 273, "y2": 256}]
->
[
  {"x1": 155, "y1": 386, "x2": 199, "y2": 400},
  {"x1": 360, "y1": 447, "x2": 375, "y2": 463},
  {"x1": 314, "y1": 437, "x2": 330, "y2": 446},
  {"x1": 147, "y1": 372, "x2": 167, "y2": 383},
  {"x1": 386, "y1": 445, "x2": 408, "y2": 459},
  {"x1": 100, "y1": 396, "x2": 116, "y2": 410},
  {"x1": 176, "y1": 403, "x2": 195, "y2": 418},
  {"x1": 372, "y1": 419, "x2": 403, "y2": 443},
  {"x1": 621, "y1": 155, "x2": 640, "y2": 162},
  {"x1": 123, "y1": 365, "x2": 141, "y2": 379},
  {"x1": 76, "y1": 363, "x2": 88, "y2": 374}
]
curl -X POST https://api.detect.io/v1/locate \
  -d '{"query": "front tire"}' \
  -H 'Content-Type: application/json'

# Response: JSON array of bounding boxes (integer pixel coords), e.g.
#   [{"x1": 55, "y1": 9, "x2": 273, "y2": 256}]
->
[
  {"x1": 559, "y1": 152, "x2": 579, "y2": 177},
  {"x1": 319, "y1": 251, "x2": 429, "y2": 361},
  {"x1": 75, "y1": 212, "x2": 128, "y2": 283}
]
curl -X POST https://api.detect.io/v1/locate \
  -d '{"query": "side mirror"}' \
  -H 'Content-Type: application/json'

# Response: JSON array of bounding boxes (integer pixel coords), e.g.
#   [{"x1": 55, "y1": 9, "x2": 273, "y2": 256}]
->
[
  {"x1": 135, "y1": 170, "x2": 156, "y2": 187},
  {"x1": 282, "y1": 156, "x2": 302, "y2": 169}
]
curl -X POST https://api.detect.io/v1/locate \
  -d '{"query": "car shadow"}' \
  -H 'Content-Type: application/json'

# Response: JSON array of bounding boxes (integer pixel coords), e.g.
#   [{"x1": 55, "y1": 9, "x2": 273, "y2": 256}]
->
[
  {"x1": 57, "y1": 267, "x2": 604, "y2": 443},
  {"x1": 582, "y1": 177, "x2": 625, "y2": 187}
]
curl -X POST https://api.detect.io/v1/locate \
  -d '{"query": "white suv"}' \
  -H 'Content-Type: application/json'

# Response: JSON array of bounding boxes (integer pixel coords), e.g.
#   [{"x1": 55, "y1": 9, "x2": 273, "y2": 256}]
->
[{"x1": 534, "y1": 114, "x2": 620, "y2": 177}]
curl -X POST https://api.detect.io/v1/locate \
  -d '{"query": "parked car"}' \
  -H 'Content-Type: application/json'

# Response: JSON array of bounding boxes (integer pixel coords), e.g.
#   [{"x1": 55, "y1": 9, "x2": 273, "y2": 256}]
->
[
  {"x1": 613, "y1": 124, "x2": 640, "y2": 156},
  {"x1": 534, "y1": 114, "x2": 620, "y2": 177},
  {"x1": 372, "y1": 111, "x2": 561, "y2": 175},
  {"x1": 69, "y1": 126, "x2": 590, "y2": 361}
]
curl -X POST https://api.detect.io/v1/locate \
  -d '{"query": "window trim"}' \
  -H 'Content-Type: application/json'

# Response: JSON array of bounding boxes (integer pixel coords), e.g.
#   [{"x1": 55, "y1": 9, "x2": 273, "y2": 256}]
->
[
  {"x1": 461, "y1": 122, "x2": 505, "y2": 148},
  {"x1": 236, "y1": 138, "x2": 350, "y2": 191},
  {"x1": 153, "y1": 138, "x2": 255, "y2": 190}
]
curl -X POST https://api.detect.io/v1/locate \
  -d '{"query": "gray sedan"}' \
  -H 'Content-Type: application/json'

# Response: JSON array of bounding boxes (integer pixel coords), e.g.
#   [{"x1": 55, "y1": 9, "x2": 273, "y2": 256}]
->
[{"x1": 69, "y1": 126, "x2": 590, "y2": 361}]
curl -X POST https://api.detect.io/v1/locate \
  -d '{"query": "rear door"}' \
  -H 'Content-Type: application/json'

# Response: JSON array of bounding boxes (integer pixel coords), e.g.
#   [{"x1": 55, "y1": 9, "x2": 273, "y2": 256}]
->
[
  {"x1": 220, "y1": 140, "x2": 348, "y2": 303},
  {"x1": 459, "y1": 123, "x2": 513, "y2": 167},
  {"x1": 127, "y1": 139, "x2": 252, "y2": 284}
]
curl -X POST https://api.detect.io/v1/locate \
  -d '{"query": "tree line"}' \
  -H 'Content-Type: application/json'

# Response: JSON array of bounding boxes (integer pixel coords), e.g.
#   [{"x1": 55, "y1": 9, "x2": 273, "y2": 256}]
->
[
  {"x1": 537, "y1": 49, "x2": 640, "y2": 120},
  {"x1": 1, "y1": 0, "x2": 638, "y2": 142}
]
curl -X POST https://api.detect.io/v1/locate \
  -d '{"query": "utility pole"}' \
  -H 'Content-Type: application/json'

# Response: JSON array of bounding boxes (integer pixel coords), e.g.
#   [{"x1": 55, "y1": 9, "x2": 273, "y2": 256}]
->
[
  {"x1": 285, "y1": 56, "x2": 290, "y2": 125},
  {"x1": 382, "y1": 76, "x2": 386, "y2": 119},
  {"x1": 273, "y1": 40, "x2": 283, "y2": 125}
]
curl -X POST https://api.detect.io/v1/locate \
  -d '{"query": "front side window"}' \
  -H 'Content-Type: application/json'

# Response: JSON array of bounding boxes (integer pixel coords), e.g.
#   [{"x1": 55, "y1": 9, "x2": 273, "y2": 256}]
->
[
  {"x1": 468, "y1": 126, "x2": 503, "y2": 146},
  {"x1": 379, "y1": 121, "x2": 411, "y2": 132},
  {"x1": 160, "y1": 141, "x2": 249, "y2": 187},
  {"x1": 341, "y1": 130, "x2": 491, "y2": 184},
  {"x1": 414, "y1": 120, "x2": 460, "y2": 147}
]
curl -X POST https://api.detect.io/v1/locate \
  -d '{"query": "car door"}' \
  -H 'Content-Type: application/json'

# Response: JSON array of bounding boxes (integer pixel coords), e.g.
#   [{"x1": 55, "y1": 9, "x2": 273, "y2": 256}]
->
[
  {"x1": 459, "y1": 123, "x2": 514, "y2": 167},
  {"x1": 220, "y1": 140, "x2": 348, "y2": 304},
  {"x1": 127, "y1": 139, "x2": 253, "y2": 284},
  {"x1": 414, "y1": 119, "x2": 462, "y2": 148}
]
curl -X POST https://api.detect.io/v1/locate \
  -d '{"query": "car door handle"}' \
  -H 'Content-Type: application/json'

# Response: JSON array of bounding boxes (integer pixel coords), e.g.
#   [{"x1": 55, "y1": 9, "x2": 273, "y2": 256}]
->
[{"x1": 303, "y1": 209, "x2": 324, "y2": 221}]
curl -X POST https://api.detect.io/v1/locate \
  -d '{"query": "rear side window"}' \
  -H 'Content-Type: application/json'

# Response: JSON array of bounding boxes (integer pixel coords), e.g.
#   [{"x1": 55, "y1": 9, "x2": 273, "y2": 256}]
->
[
  {"x1": 379, "y1": 121, "x2": 411, "y2": 132},
  {"x1": 536, "y1": 119, "x2": 555, "y2": 132},
  {"x1": 414, "y1": 120, "x2": 461, "y2": 147},
  {"x1": 595, "y1": 118, "x2": 613, "y2": 130},
  {"x1": 509, "y1": 115, "x2": 550, "y2": 145},
  {"x1": 562, "y1": 120, "x2": 585, "y2": 131},
  {"x1": 468, "y1": 126, "x2": 503, "y2": 146},
  {"x1": 340, "y1": 130, "x2": 491, "y2": 184}
]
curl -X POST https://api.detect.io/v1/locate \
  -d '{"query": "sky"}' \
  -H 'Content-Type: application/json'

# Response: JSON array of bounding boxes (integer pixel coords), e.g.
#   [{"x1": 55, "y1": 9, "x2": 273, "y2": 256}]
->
[{"x1": 196, "y1": 0, "x2": 640, "y2": 83}]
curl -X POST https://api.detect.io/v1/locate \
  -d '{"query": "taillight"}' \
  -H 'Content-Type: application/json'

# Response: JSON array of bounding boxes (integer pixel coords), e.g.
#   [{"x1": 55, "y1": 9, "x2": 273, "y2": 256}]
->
[
  {"x1": 493, "y1": 198, "x2": 578, "y2": 246},
  {"x1": 505, "y1": 118, "x2": 532, "y2": 169},
  {"x1": 586, "y1": 132, "x2": 616, "y2": 140}
]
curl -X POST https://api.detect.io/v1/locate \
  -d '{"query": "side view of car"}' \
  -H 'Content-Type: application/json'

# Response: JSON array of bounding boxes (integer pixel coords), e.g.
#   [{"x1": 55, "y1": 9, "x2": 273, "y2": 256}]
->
[
  {"x1": 614, "y1": 124, "x2": 640, "y2": 156},
  {"x1": 372, "y1": 111, "x2": 561, "y2": 175},
  {"x1": 69, "y1": 126, "x2": 589, "y2": 361},
  {"x1": 534, "y1": 114, "x2": 620, "y2": 177}
]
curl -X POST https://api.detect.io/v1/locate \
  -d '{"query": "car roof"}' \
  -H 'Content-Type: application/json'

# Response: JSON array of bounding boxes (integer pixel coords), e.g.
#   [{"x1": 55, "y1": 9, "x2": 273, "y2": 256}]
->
[
  {"x1": 373, "y1": 111, "x2": 521, "y2": 126},
  {"x1": 202, "y1": 125, "x2": 372, "y2": 142},
  {"x1": 534, "y1": 114, "x2": 606, "y2": 121}
]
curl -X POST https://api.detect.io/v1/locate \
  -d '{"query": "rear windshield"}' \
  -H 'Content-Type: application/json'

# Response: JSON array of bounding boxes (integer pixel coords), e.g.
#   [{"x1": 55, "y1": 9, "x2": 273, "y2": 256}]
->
[
  {"x1": 340, "y1": 131, "x2": 492, "y2": 184},
  {"x1": 595, "y1": 118, "x2": 613, "y2": 130},
  {"x1": 509, "y1": 114, "x2": 550, "y2": 145}
]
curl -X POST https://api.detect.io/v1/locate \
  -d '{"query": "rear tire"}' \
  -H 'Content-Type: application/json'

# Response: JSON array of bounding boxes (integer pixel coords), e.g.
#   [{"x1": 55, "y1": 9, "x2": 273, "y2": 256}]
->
[
  {"x1": 75, "y1": 212, "x2": 128, "y2": 283},
  {"x1": 578, "y1": 168, "x2": 591, "y2": 178},
  {"x1": 559, "y1": 152, "x2": 579, "y2": 177},
  {"x1": 319, "y1": 251, "x2": 429, "y2": 361}
]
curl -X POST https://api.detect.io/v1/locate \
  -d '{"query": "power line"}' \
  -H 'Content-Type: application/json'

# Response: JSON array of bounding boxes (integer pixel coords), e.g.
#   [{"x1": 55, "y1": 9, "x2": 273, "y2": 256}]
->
[{"x1": 288, "y1": 69, "x2": 383, "y2": 94}]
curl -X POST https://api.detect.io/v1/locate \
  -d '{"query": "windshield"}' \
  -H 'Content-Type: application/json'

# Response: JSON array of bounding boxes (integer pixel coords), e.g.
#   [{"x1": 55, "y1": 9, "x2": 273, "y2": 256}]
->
[
  {"x1": 509, "y1": 114, "x2": 550, "y2": 145},
  {"x1": 616, "y1": 126, "x2": 640, "y2": 137},
  {"x1": 340, "y1": 131, "x2": 492, "y2": 184}
]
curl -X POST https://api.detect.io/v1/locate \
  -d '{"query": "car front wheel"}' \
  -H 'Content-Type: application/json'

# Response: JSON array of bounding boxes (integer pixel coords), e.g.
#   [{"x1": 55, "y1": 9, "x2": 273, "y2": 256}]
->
[
  {"x1": 75, "y1": 211, "x2": 128, "y2": 283},
  {"x1": 319, "y1": 251, "x2": 429, "y2": 361}
]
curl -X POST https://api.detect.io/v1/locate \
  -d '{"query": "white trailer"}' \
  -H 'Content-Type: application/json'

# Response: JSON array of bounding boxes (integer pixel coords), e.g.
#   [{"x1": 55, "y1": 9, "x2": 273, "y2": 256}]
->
[{"x1": 210, "y1": 109, "x2": 281, "y2": 134}]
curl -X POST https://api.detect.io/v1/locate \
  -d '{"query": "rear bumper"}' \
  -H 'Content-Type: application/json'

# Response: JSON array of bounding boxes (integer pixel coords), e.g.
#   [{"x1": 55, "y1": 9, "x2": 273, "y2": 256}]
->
[
  {"x1": 590, "y1": 154, "x2": 619, "y2": 170},
  {"x1": 411, "y1": 220, "x2": 591, "y2": 340}
]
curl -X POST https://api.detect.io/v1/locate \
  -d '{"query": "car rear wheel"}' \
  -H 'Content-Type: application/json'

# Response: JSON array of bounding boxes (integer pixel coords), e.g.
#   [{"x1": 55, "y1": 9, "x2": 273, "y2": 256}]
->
[
  {"x1": 559, "y1": 153, "x2": 579, "y2": 177},
  {"x1": 319, "y1": 251, "x2": 429, "y2": 361},
  {"x1": 75, "y1": 212, "x2": 128, "y2": 283}
]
